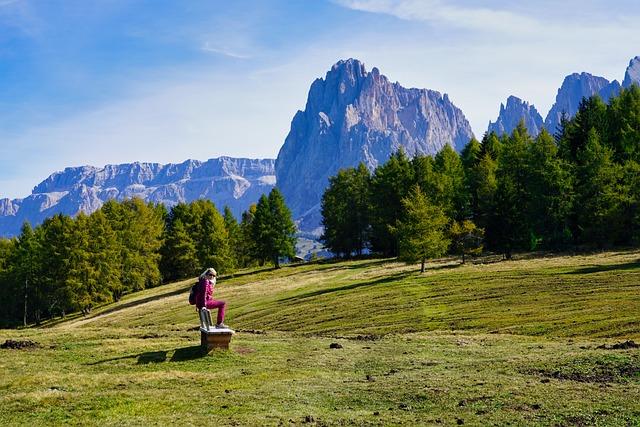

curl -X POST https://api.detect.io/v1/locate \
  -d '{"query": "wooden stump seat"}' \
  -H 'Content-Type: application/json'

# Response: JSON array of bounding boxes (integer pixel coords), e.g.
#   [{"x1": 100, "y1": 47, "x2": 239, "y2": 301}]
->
[{"x1": 198, "y1": 308, "x2": 234, "y2": 351}]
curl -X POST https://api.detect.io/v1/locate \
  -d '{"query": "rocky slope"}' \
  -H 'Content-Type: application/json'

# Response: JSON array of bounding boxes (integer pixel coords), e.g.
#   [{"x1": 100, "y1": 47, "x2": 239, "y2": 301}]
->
[
  {"x1": 0, "y1": 157, "x2": 275, "y2": 237},
  {"x1": 275, "y1": 58, "x2": 474, "y2": 233},
  {"x1": 487, "y1": 95, "x2": 544, "y2": 137},
  {"x1": 544, "y1": 73, "x2": 621, "y2": 134},
  {"x1": 623, "y1": 56, "x2": 640, "y2": 88}
]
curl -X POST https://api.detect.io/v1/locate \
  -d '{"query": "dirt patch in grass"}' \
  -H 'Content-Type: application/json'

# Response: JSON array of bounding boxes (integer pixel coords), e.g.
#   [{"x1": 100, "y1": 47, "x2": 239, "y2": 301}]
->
[
  {"x1": 1, "y1": 339, "x2": 39, "y2": 349},
  {"x1": 597, "y1": 340, "x2": 640, "y2": 350},
  {"x1": 529, "y1": 354, "x2": 640, "y2": 383}
]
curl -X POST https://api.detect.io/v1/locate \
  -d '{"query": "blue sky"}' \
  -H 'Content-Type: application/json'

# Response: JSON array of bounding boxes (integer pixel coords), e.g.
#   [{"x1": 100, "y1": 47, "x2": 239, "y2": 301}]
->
[{"x1": 0, "y1": 0, "x2": 638, "y2": 199}]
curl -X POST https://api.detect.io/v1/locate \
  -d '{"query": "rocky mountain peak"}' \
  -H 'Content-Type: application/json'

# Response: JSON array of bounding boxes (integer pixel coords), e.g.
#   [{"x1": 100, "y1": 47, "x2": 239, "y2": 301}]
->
[
  {"x1": 488, "y1": 95, "x2": 543, "y2": 136},
  {"x1": 623, "y1": 56, "x2": 640, "y2": 87},
  {"x1": 544, "y1": 72, "x2": 613, "y2": 134},
  {"x1": 275, "y1": 58, "x2": 474, "y2": 233}
]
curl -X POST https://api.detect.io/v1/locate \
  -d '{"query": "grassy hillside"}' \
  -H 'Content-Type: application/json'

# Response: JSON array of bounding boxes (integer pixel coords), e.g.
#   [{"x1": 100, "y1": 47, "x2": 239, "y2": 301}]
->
[{"x1": 1, "y1": 251, "x2": 639, "y2": 425}]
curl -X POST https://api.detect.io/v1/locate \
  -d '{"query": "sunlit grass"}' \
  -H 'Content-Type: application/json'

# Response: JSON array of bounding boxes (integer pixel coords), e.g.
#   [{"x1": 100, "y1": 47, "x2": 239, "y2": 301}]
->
[{"x1": 1, "y1": 250, "x2": 639, "y2": 425}]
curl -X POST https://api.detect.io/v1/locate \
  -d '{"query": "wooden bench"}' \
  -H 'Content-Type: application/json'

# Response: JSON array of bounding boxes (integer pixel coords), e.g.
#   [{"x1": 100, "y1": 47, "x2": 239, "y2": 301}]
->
[{"x1": 198, "y1": 308, "x2": 234, "y2": 351}]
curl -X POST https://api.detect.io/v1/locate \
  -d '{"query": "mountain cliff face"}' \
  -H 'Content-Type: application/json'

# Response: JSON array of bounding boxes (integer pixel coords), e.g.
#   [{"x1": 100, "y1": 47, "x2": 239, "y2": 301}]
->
[
  {"x1": 0, "y1": 157, "x2": 275, "y2": 237},
  {"x1": 487, "y1": 95, "x2": 544, "y2": 136},
  {"x1": 623, "y1": 56, "x2": 640, "y2": 88},
  {"x1": 275, "y1": 58, "x2": 474, "y2": 232},
  {"x1": 544, "y1": 72, "x2": 621, "y2": 134}
]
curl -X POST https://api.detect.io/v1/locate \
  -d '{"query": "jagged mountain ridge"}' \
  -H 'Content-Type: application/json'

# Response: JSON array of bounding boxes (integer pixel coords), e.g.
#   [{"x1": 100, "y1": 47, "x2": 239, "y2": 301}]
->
[
  {"x1": 0, "y1": 157, "x2": 275, "y2": 237},
  {"x1": 488, "y1": 95, "x2": 544, "y2": 137},
  {"x1": 489, "y1": 57, "x2": 639, "y2": 137},
  {"x1": 2, "y1": 56, "x2": 640, "y2": 238},
  {"x1": 543, "y1": 72, "x2": 621, "y2": 135},
  {"x1": 275, "y1": 58, "x2": 474, "y2": 232}
]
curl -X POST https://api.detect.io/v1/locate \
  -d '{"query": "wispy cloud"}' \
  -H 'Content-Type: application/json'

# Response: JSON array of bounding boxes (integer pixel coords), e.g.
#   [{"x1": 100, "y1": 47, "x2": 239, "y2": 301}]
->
[
  {"x1": 334, "y1": 0, "x2": 540, "y2": 35},
  {"x1": 201, "y1": 41, "x2": 251, "y2": 59}
]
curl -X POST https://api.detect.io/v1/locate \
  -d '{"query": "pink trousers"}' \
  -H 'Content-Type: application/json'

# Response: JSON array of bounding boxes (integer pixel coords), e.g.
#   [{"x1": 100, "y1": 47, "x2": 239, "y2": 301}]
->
[{"x1": 205, "y1": 300, "x2": 226, "y2": 324}]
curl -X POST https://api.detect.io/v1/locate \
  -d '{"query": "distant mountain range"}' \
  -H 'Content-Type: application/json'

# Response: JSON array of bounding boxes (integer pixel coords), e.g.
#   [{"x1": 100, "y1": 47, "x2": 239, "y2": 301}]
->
[
  {"x1": 488, "y1": 56, "x2": 640, "y2": 137},
  {"x1": 0, "y1": 158, "x2": 275, "y2": 237},
  {"x1": 0, "y1": 56, "x2": 639, "y2": 237}
]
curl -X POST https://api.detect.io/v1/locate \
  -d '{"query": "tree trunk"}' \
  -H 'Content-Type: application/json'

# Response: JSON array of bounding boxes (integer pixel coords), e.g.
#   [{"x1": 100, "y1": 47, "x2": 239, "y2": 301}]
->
[{"x1": 421, "y1": 258, "x2": 425, "y2": 273}]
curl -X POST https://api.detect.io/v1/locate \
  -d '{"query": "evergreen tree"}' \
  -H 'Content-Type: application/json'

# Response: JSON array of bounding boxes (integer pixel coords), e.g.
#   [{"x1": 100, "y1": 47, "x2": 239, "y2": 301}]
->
[
  {"x1": 449, "y1": 220, "x2": 484, "y2": 263},
  {"x1": 606, "y1": 85, "x2": 640, "y2": 162},
  {"x1": 559, "y1": 96, "x2": 607, "y2": 162},
  {"x1": 38, "y1": 214, "x2": 75, "y2": 319},
  {"x1": 474, "y1": 152, "x2": 499, "y2": 247},
  {"x1": 493, "y1": 122, "x2": 532, "y2": 257},
  {"x1": 460, "y1": 138, "x2": 483, "y2": 219},
  {"x1": 321, "y1": 163, "x2": 371, "y2": 257},
  {"x1": 481, "y1": 131, "x2": 503, "y2": 160},
  {"x1": 267, "y1": 189, "x2": 297, "y2": 267},
  {"x1": 239, "y1": 204, "x2": 258, "y2": 267},
  {"x1": 103, "y1": 198, "x2": 163, "y2": 297},
  {"x1": 370, "y1": 149, "x2": 414, "y2": 255},
  {"x1": 160, "y1": 218, "x2": 199, "y2": 281},
  {"x1": 0, "y1": 238, "x2": 16, "y2": 325},
  {"x1": 393, "y1": 185, "x2": 450, "y2": 272},
  {"x1": 190, "y1": 200, "x2": 233, "y2": 274},
  {"x1": 6, "y1": 223, "x2": 39, "y2": 325},
  {"x1": 433, "y1": 144, "x2": 467, "y2": 220},
  {"x1": 525, "y1": 129, "x2": 573, "y2": 248},
  {"x1": 574, "y1": 128, "x2": 622, "y2": 246},
  {"x1": 252, "y1": 189, "x2": 297, "y2": 268},
  {"x1": 223, "y1": 206, "x2": 241, "y2": 270}
]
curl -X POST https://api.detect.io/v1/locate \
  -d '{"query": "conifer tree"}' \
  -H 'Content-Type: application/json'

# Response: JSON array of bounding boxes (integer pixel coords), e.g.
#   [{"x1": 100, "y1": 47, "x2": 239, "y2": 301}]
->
[
  {"x1": 433, "y1": 144, "x2": 467, "y2": 220},
  {"x1": 575, "y1": 128, "x2": 621, "y2": 246},
  {"x1": 493, "y1": 122, "x2": 533, "y2": 257},
  {"x1": 321, "y1": 163, "x2": 371, "y2": 257},
  {"x1": 393, "y1": 185, "x2": 450, "y2": 272},
  {"x1": 252, "y1": 189, "x2": 297, "y2": 268},
  {"x1": 223, "y1": 206, "x2": 240, "y2": 270},
  {"x1": 8, "y1": 223, "x2": 39, "y2": 325},
  {"x1": 450, "y1": 220, "x2": 484, "y2": 263},
  {"x1": 370, "y1": 149, "x2": 414, "y2": 255},
  {"x1": 239, "y1": 204, "x2": 258, "y2": 267},
  {"x1": 160, "y1": 218, "x2": 199, "y2": 281},
  {"x1": 525, "y1": 129, "x2": 573, "y2": 248}
]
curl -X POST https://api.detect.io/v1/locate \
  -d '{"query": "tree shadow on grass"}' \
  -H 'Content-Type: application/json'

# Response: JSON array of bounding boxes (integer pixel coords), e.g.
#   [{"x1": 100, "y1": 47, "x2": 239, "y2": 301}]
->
[{"x1": 563, "y1": 261, "x2": 640, "y2": 275}]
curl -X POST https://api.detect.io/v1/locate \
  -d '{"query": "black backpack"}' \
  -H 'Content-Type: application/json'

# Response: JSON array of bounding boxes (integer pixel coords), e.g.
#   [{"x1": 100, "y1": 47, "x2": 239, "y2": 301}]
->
[{"x1": 188, "y1": 281, "x2": 201, "y2": 305}]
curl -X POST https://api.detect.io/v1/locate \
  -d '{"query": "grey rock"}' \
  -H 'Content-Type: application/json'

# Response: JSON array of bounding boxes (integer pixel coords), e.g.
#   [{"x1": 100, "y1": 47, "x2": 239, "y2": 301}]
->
[
  {"x1": 487, "y1": 95, "x2": 544, "y2": 137},
  {"x1": 0, "y1": 157, "x2": 275, "y2": 237},
  {"x1": 544, "y1": 72, "x2": 618, "y2": 135},
  {"x1": 623, "y1": 56, "x2": 640, "y2": 88},
  {"x1": 275, "y1": 58, "x2": 474, "y2": 233}
]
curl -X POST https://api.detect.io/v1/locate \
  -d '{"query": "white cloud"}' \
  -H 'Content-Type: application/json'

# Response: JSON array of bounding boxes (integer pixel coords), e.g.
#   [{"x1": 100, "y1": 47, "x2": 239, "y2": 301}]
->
[
  {"x1": 334, "y1": 0, "x2": 541, "y2": 35},
  {"x1": 201, "y1": 41, "x2": 251, "y2": 59}
]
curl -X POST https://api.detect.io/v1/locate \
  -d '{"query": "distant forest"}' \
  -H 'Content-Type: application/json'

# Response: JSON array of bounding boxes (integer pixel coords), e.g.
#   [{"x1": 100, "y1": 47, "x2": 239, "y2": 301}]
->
[
  {"x1": 0, "y1": 188, "x2": 295, "y2": 327},
  {"x1": 321, "y1": 86, "x2": 640, "y2": 266}
]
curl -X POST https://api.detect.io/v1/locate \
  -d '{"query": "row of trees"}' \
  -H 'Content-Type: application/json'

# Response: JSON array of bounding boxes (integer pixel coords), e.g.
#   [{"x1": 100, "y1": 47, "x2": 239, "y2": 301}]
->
[
  {"x1": 0, "y1": 188, "x2": 296, "y2": 326},
  {"x1": 321, "y1": 85, "x2": 640, "y2": 266}
]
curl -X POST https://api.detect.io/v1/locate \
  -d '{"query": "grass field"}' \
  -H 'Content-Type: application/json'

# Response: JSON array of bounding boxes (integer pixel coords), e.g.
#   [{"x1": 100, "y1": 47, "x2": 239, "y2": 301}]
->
[{"x1": 1, "y1": 250, "x2": 639, "y2": 425}]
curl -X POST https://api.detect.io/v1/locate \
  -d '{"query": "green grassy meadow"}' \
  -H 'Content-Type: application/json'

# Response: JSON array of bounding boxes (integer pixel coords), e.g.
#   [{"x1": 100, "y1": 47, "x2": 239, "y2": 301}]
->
[{"x1": 1, "y1": 251, "x2": 639, "y2": 425}]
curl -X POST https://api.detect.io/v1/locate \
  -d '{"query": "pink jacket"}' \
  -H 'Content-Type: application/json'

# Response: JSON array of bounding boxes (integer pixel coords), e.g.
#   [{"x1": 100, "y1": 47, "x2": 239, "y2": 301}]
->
[{"x1": 195, "y1": 277, "x2": 215, "y2": 309}]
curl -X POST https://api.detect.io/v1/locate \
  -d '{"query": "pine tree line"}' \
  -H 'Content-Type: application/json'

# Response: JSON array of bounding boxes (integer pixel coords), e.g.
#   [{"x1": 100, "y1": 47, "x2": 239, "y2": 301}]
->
[
  {"x1": 0, "y1": 188, "x2": 296, "y2": 327},
  {"x1": 321, "y1": 85, "x2": 640, "y2": 266}
]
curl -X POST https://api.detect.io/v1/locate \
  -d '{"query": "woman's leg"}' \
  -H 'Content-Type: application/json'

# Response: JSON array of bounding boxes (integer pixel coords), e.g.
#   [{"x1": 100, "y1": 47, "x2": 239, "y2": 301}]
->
[{"x1": 206, "y1": 300, "x2": 226, "y2": 324}]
